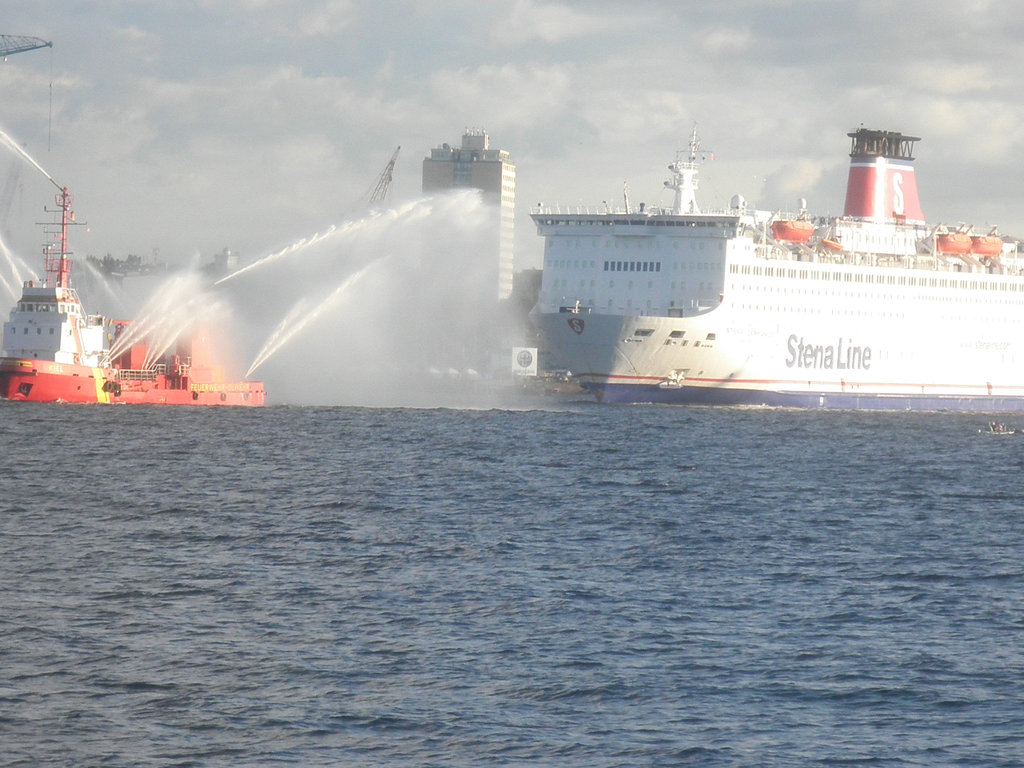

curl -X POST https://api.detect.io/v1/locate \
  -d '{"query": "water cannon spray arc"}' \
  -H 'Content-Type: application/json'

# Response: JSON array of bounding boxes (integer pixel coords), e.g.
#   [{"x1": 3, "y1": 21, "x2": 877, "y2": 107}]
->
[{"x1": 0, "y1": 126, "x2": 266, "y2": 405}]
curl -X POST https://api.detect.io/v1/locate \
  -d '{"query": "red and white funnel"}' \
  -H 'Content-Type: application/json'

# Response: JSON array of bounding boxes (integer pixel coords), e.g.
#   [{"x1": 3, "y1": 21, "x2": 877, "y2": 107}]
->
[{"x1": 843, "y1": 129, "x2": 925, "y2": 224}]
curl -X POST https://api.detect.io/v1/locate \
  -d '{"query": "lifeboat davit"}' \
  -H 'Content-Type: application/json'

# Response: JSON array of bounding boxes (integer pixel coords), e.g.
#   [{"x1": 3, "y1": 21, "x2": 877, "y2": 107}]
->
[
  {"x1": 936, "y1": 232, "x2": 971, "y2": 255},
  {"x1": 771, "y1": 219, "x2": 814, "y2": 243},
  {"x1": 970, "y1": 235, "x2": 1003, "y2": 256}
]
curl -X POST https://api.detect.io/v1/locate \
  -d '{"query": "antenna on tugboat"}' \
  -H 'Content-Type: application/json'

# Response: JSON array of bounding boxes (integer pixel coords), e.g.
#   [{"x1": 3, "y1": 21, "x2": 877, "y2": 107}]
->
[{"x1": 38, "y1": 184, "x2": 83, "y2": 290}]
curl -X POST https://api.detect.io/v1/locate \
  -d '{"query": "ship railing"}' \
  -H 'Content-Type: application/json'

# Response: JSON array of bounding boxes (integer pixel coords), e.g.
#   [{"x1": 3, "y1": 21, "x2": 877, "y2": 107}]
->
[
  {"x1": 114, "y1": 368, "x2": 158, "y2": 381},
  {"x1": 750, "y1": 243, "x2": 1024, "y2": 277},
  {"x1": 533, "y1": 204, "x2": 644, "y2": 216},
  {"x1": 112, "y1": 364, "x2": 168, "y2": 381},
  {"x1": 531, "y1": 204, "x2": 745, "y2": 217}
]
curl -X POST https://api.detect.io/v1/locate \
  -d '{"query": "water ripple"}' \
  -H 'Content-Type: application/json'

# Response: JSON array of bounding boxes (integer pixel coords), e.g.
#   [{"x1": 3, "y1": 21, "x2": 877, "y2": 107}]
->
[{"x1": 2, "y1": 403, "x2": 1024, "y2": 766}]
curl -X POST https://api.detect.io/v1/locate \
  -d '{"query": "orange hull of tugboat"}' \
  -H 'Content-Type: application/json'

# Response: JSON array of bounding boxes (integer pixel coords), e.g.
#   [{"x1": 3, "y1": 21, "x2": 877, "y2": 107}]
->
[
  {"x1": 770, "y1": 219, "x2": 815, "y2": 243},
  {"x1": 0, "y1": 359, "x2": 108, "y2": 403},
  {"x1": 0, "y1": 357, "x2": 266, "y2": 405}
]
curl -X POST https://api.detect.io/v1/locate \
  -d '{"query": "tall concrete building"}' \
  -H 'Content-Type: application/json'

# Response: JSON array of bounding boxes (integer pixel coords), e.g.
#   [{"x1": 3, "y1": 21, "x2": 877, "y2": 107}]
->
[{"x1": 422, "y1": 129, "x2": 516, "y2": 299}]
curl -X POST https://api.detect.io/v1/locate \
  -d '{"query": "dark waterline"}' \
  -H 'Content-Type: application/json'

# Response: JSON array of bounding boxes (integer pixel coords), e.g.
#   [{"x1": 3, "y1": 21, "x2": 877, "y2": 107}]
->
[{"x1": 2, "y1": 401, "x2": 1023, "y2": 766}]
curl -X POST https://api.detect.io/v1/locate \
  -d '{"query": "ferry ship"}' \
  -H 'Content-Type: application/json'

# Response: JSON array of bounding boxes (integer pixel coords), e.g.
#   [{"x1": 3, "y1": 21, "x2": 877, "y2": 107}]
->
[
  {"x1": 531, "y1": 127, "x2": 1024, "y2": 410},
  {"x1": 0, "y1": 186, "x2": 266, "y2": 406}
]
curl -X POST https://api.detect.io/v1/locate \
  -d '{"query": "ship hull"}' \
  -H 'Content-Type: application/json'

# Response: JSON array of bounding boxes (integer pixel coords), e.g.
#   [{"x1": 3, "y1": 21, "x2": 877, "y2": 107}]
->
[
  {"x1": 0, "y1": 358, "x2": 265, "y2": 406},
  {"x1": 111, "y1": 379, "x2": 265, "y2": 406},
  {"x1": 534, "y1": 306, "x2": 1024, "y2": 412},
  {"x1": 590, "y1": 380, "x2": 1024, "y2": 411},
  {"x1": 0, "y1": 359, "x2": 108, "y2": 403}
]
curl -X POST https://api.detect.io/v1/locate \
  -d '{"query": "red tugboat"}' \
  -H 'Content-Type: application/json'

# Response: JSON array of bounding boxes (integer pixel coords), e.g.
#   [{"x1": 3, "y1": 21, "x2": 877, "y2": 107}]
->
[{"x1": 0, "y1": 186, "x2": 265, "y2": 405}]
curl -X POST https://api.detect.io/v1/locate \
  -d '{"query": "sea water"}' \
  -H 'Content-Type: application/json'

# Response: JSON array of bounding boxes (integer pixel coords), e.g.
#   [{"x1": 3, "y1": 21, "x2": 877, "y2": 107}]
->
[{"x1": 2, "y1": 401, "x2": 1023, "y2": 767}]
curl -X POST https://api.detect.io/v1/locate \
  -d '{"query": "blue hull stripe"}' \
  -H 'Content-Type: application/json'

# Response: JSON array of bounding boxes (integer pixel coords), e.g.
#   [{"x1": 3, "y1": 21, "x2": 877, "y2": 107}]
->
[{"x1": 589, "y1": 382, "x2": 1024, "y2": 411}]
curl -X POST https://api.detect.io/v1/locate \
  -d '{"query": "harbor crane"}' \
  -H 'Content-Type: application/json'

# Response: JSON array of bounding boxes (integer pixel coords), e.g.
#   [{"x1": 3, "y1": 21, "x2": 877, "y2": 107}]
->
[
  {"x1": 0, "y1": 35, "x2": 52, "y2": 60},
  {"x1": 366, "y1": 146, "x2": 400, "y2": 204}
]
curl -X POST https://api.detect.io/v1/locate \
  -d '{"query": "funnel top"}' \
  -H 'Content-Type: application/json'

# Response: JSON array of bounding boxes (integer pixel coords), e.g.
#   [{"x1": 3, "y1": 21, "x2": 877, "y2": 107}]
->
[{"x1": 847, "y1": 128, "x2": 920, "y2": 161}]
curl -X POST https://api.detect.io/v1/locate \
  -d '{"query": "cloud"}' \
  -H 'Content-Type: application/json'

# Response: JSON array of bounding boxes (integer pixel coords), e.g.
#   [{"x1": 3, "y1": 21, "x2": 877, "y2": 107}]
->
[
  {"x1": 295, "y1": 0, "x2": 355, "y2": 38},
  {"x1": 110, "y1": 25, "x2": 157, "y2": 44},
  {"x1": 494, "y1": 0, "x2": 621, "y2": 45},
  {"x1": 901, "y1": 61, "x2": 999, "y2": 97},
  {"x1": 426, "y1": 62, "x2": 578, "y2": 129},
  {"x1": 5, "y1": 0, "x2": 1024, "y2": 273},
  {"x1": 699, "y1": 26, "x2": 755, "y2": 54},
  {"x1": 761, "y1": 159, "x2": 826, "y2": 210}
]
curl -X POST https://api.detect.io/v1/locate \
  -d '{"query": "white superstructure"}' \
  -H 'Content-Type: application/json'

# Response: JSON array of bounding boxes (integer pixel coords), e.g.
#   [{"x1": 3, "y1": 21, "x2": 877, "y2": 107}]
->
[
  {"x1": 531, "y1": 127, "x2": 1024, "y2": 409},
  {"x1": 2, "y1": 283, "x2": 108, "y2": 366},
  {"x1": 2, "y1": 186, "x2": 110, "y2": 370}
]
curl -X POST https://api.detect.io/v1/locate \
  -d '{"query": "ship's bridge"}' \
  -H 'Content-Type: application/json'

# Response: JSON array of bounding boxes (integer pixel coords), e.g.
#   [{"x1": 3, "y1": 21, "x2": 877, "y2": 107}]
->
[
  {"x1": 534, "y1": 207, "x2": 746, "y2": 318},
  {"x1": 531, "y1": 209, "x2": 747, "y2": 244},
  {"x1": 3, "y1": 281, "x2": 106, "y2": 365}
]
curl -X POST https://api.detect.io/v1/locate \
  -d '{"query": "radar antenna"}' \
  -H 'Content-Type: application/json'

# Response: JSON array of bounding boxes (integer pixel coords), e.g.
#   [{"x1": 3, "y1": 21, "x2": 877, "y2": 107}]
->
[{"x1": 664, "y1": 124, "x2": 712, "y2": 214}]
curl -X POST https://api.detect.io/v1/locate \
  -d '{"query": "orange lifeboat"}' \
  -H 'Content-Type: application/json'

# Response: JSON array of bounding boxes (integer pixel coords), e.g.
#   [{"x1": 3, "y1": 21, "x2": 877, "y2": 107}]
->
[
  {"x1": 771, "y1": 219, "x2": 814, "y2": 243},
  {"x1": 821, "y1": 238, "x2": 844, "y2": 252},
  {"x1": 936, "y1": 232, "x2": 971, "y2": 255},
  {"x1": 970, "y1": 235, "x2": 1003, "y2": 256}
]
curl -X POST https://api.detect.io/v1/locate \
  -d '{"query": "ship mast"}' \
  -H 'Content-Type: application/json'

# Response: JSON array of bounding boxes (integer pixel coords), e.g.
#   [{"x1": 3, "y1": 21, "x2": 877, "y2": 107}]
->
[
  {"x1": 42, "y1": 186, "x2": 74, "y2": 290},
  {"x1": 665, "y1": 124, "x2": 706, "y2": 215}
]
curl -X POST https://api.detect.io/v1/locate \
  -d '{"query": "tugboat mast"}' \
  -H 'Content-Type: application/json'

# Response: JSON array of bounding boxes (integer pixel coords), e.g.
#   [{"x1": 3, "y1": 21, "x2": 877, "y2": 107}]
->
[{"x1": 43, "y1": 186, "x2": 74, "y2": 290}]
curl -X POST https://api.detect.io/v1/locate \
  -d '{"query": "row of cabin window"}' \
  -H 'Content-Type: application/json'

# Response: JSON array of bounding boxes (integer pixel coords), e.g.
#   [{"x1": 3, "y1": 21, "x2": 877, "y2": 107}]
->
[
  {"x1": 731, "y1": 263, "x2": 1024, "y2": 291},
  {"x1": 548, "y1": 258, "x2": 720, "y2": 272},
  {"x1": 604, "y1": 261, "x2": 661, "y2": 273},
  {"x1": 19, "y1": 303, "x2": 76, "y2": 313}
]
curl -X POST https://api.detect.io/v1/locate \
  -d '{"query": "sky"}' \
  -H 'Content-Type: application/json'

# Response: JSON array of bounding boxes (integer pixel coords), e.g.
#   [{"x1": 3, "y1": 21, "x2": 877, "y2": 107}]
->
[{"x1": 3, "y1": 0, "x2": 1024, "y2": 275}]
